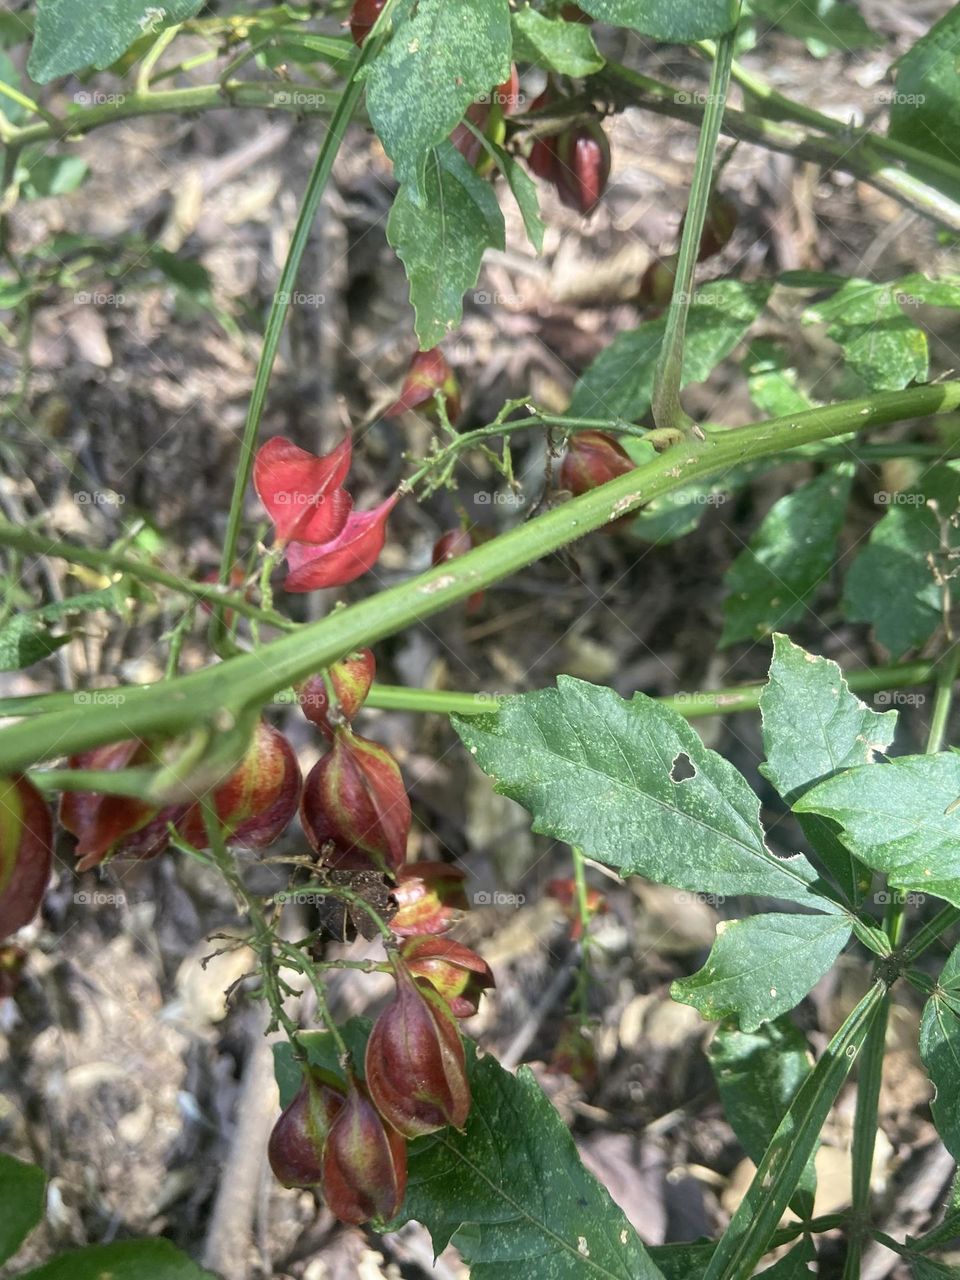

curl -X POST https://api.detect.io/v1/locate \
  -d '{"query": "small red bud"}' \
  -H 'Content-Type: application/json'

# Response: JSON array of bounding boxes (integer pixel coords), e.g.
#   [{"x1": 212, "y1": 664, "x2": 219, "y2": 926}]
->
[
  {"x1": 348, "y1": 0, "x2": 385, "y2": 46},
  {"x1": 268, "y1": 1069, "x2": 345, "y2": 1188},
  {"x1": 365, "y1": 967, "x2": 471, "y2": 1137},
  {"x1": 559, "y1": 430, "x2": 635, "y2": 498},
  {"x1": 175, "y1": 720, "x2": 301, "y2": 850},
  {"x1": 493, "y1": 65, "x2": 522, "y2": 116},
  {"x1": 300, "y1": 727, "x2": 410, "y2": 874},
  {"x1": 297, "y1": 649, "x2": 376, "y2": 737},
  {"x1": 525, "y1": 89, "x2": 559, "y2": 181},
  {"x1": 321, "y1": 1075, "x2": 407, "y2": 1224},
  {"x1": 60, "y1": 741, "x2": 174, "y2": 871},
  {"x1": 390, "y1": 862, "x2": 469, "y2": 936},
  {"x1": 554, "y1": 121, "x2": 610, "y2": 216},
  {"x1": 385, "y1": 349, "x2": 461, "y2": 425},
  {"x1": 0, "y1": 776, "x2": 52, "y2": 939},
  {"x1": 399, "y1": 936, "x2": 494, "y2": 1017}
]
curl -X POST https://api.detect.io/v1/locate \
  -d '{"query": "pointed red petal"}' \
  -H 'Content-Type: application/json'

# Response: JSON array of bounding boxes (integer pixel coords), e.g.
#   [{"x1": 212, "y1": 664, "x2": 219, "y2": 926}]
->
[
  {"x1": 283, "y1": 493, "x2": 399, "y2": 592},
  {"x1": 253, "y1": 435, "x2": 353, "y2": 545}
]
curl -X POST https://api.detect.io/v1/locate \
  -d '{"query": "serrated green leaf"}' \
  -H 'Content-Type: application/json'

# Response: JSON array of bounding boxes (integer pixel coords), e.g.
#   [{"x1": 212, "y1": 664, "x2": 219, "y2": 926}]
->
[
  {"x1": 920, "y1": 940, "x2": 960, "y2": 1162},
  {"x1": 889, "y1": 7, "x2": 960, "y2": 171},
  {"x1": 570, "y1": 281, "x2": 771, "y2": 420},
  {"x1": 796, "y1": 753, "x2": 960, "y2": 908},
  {"x1": 454, "y1": 676, "x2": 837, "y2": 909},
  {"x1": 709, "y1": 1018, "x2": 816, "y2": 1215},
  {"x1": 748, "y1": 0, "x2": 878, "y2": 53},
  {"x1": 720, "y1": 466, "x2": 853, "y2": 648},
  {"x1": 397, "y1": 1052, "x2": 662, "y2": 1278},
  {"x1": 673, "y1": 911, "x2": 850, "y2": 1030},
  {"x1": 364, "y1": 0, "x2": 511, "y2": 199},
  {"x1": 576, "y1": 0, "x2": 738, "y2": 40},
  {"x1": 0, "y1": 1153, "x2": 44, "y2": 1265},
  {"x1": 803, "y1": 279, "x2": 928, "y2": 390},
  {"x1": 28, "y1": 0, "x2": 204, "y2": 82},
  {"x1": 759, "y1": 634, "x2": 897, "y2": 903},
  {"x1": 511, "y1": 7, "x2": 605, "y2": 75},
  {"x1": 388, "y1": 142, "x2": 506, "y2": 348},
  {"x1": 17, "y1": 1240, "x2": 216, "y2": 1280},
  {"x1": 488, "y1": 139, "x2": 544, "y2": 253}
]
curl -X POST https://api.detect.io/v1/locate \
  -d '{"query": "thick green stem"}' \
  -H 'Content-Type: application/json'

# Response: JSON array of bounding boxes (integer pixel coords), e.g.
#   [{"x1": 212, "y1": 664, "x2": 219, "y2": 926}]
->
[
  {"x1": 2, "y1": 384, "x2": 959, "y2": 774},
  {"x1": 652, "y1": 24, "x2": 736, "y2": 434}
]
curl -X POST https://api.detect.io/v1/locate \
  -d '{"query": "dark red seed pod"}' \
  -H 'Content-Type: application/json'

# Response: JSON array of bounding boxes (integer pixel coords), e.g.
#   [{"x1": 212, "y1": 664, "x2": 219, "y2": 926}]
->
[
  {"x1": 365, "y1": 966, "x2": 471, "y2": 1138},
  {"x1": 59, "y1": 740, "x2": 174, "y2": 871},
  {"x1": 493, "y1": 64, "x2": 522, "y2": 116},
  {"x1": 348, "y1": 0, "x2": 386, "y2": 47},
  {"x1": 385, "y1": 349, "x2": 461, "y2": 425},
  {"x1": 300, "y1": 727, "x2": 410, "y2": 874},
  {"x1": 638, "y1": 254, "x2": 678, "y2": 308},
  {"x1": 525, "y1": 89, "x2": 560, "y2": 181},
  {"x1": 390, "y1": 862, "x2": 469, "y2": 936},
  {"x1": 432, "y1": 529, "x2": 484, "y2": 614},
  {"x1": 450, "y1": 100, "x2": 492, "y2": 169},
  {"x1": 321, "y1": 1075, "x2": 407, "y2": 1224},
  {"x1": 297, "y1": 649, "x2": 376, "y2": 737},
  {"x1": 399, "y1": 935, "x2": 495, "y2": 1018},
  {"x1": 268, "y1": 1069, "x2": 345, "y2": 1188},
  {"x1": 559, "y1": 430, "x2": 635, "y2": 497},
  {"x1": 680, "y1": 191, "x2": 738, "y2": 263},
  {"x1": 554, "y1": 120, "x2": 611, "y2": 216},
  {"x1": 0, "y1": 776, "x2": 53, "y2": 939},
  {"x1": 561, "y1": 4, "x2": 593, "y2": 21}
]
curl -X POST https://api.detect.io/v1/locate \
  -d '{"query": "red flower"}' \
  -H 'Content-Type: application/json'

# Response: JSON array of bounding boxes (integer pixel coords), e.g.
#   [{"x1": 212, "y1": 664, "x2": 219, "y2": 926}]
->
[
  {"x1": 390, "y1": 862, "x2": 469, "y2": 936},
  {"x1": 0, "y1": 776, "x2": 52, "y2": 939},
  {"x1": 321, "y1": 1074, "x2": 407, "y2": 1224},
  {"x1": 284, "y1": 493, "x2": 399, "y2": 592},
  {"x1": 253, "y1": 435, "x2": 352, "y2": 547},
  {"x1": 399, "y1": 935, "x2": 494, "y2": 1017}
]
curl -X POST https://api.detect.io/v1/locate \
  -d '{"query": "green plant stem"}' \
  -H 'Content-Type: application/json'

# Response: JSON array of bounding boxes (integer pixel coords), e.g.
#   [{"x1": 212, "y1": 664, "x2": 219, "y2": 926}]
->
[
  {"x1": 652, "y1": 22, "x2": 736, "y2": 435},
  {"x1": 899, "y1": 905, "x2": 960, "y2": 964},
  {"x1": 571, "y1": 845, "x2": 592, "y2": 1016},
  {"x1": 2, "y1": 384, "x2": 960, "y2": 775},
  {"x1": 925, "y1": 641, "x2": 960, "y2": 755},
  {"x1": 0, "y1": 519, "x2": 294, "y2": 629}
]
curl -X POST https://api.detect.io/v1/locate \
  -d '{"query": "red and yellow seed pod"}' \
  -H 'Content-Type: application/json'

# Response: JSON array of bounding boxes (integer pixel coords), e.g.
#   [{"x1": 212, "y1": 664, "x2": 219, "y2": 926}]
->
[
  {"x1": 297, "y1": 649, "x2": 376, "y2": 737},
  {"x1": 559, "y1": 430, "x2": 635, "y2": 498},
  {"x1": 390, "y1": 862, "x2": 469, "y2": 936},
  {"x1": 321, "y1": 1074, "x2": 407, "y2": 1224},
  {"x1": 268, "y1": 1068, "x2": 345, "y2": 1188},
  {"x1": 0, "y1": 776, "x2": 53, "y2": 939},
  {"x1": 59, "y1": 740, "x2": 173, "y2": 871},
  {"x1": 385, "y1": 349, "x2": 461, "y2": 425},
  {"x1": 399, "y1": 935, "x2": 495, "y2": 1018}
]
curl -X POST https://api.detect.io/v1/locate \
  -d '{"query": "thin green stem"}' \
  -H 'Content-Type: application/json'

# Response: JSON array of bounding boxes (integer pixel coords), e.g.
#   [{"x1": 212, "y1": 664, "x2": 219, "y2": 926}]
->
[
  {"x1": 899, "y1": 905, "x2": 960, "y2": 964},
  {"x1": 925, "y1": 642, "x2": 960, "y2": 754},
  {"x1": 2, "y1": 384, "x2": 960, "y2": 774},
  {"x1": 136, "y1": 23, "x2": 182, "y2": 94},
  {"x1": 843, "y1": 991, "x2": 891, "y2": 1280},
  {"x1": 652, "y1": 21, "x2": 737, "y2": 435},
  {"x1": 571, "y1": 845, "x2": 592, "y2": 1017}
]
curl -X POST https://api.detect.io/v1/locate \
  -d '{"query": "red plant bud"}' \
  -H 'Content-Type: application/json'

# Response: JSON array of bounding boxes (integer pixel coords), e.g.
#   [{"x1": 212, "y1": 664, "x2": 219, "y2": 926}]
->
[
  {"x1": 432, "y1": 529, "x2": 484, "y2": 614},
  {"x1": 399, "y1": 936, "x2": 494, "y2": 1017},
  {"x1": 300, "y1": 728, "x2": 410, "y2": 874},
  {"x1": 385, "y1": 349, "x2": 461, "y2": 425},
  {"x1": 0, "y1": 943, "x2": 27, "y2": 1000},
  {"x1": 559, "y1": 430, "x2": 635, "y2": 498},
  {"x1": 254, "y1": 435, "x2": 353, "y2": 547},
  {"x1": 365, "y1": 967, "x2": 471, "y2": 1137},
  {"x1": 526, "y1": 89, "x2": 559, "y2": 181},
  {"x1": 546, "y1": 876, "x2": 608, "y2": 941},
  {"x1": 60, "y1": 740, "x2": 174, "y2": 871},
  {"x1": 0, "y1": 776, "x2": 52, "y2": 939},
  {"x1": 390, "y1": 862, "x2": 468, "y2": 936},
  {"x1": 321, "y1": 1075, "x2": 407, "y2": 1224},
  {"x1": 175, "y1": 720, "x2": 301, "y2": 850},
  {"x1": 268, "y1": 1068, "x2": 345, "y2": 1188},
  {"x1": 284, "y1": 492, "x2": 399, "y2": 592},
  {"x1": 348, "y1": 0, "x2": 385, "y2": 46},
  {"x1": 638, "y1": 254, "x2": 678, "y2": 308},
  {"x1": 297, "y1": 649, "x2": 376, "y2": 737},
  {"x1": 554, "y1": 120, "x2": 610, "y2": 216}
]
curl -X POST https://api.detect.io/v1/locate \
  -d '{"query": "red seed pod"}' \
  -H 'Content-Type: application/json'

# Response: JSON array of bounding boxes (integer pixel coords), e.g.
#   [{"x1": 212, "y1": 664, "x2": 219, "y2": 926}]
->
[
  {"x1": 385, "y1": 349, "x2": 461, "y2": 425},
  {"x1": 390, "y1": 862, "x2": 469, "y2": 936},
  {"x1": 60, "y1": 740, "x2": 174, "y2": 872},
  {"x1": 365, "y1": 966, "x2": 471, "y2": 1138},
  {"x1": 554, "y1": 120, "x2": 611, "y2": 216},
  {"x1": 283, "y1": 492, "x2": 399, "y2": 592},
  {"x1": 321, "y1": 1074, "x2": 407, "y2": 1224},
  {"x1": 637, "y1": 254, "x2": 678, "y2": 308},
  {"x1": 559, "y1": 430, "x2": 635, "y2": 498},
  {"x1": 300, "y1": 728, "x2": 410, "y2": 874},
  {"x1": 0, "y1": 776, "x2": 53, "y2": 940},
  {"x1": 175, "y1": 720, "x2": 301, "y2": 850},
  {"x1": 297, "y1": 649, "x2": 376, "y2": 737},
  {"x1": 348, "y1": 0, "x2": 385, "y2": 46},
  {"x1": 253, "y1": 435, "x2": 353, "y2": 547},
  {"x1": 0, "y1": 943, "x2": 27, "y2": 1000},
  {"x1": 525, "y1": 89, "x2": 559, "y2": 181},
  {"x1": 268, "y1": 1068, "x2": 345, "y2": 1188},
  {"x1": 432, "y1": 529, "x2": 484, "y2": 615},
  {"x1": 399, "y1": 936, "x2": 495, "y2": 1018}
]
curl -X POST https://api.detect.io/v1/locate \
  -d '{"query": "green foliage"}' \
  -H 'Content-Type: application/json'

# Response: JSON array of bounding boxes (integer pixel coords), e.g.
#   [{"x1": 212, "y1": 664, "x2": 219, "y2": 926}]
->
[
  {"x1": 16, "y1": 1241, "x2": 217, "y2": 1280},
  {"x1": 0, "y1": 1153, "x2": 45, "y2": 1266},
  {"x1": 511, "y1": 7, "x2": 605, "y2": 75},
  {"x1": 719, "y1": 466, "x2": 853, "y2": 647},
  {"x1": 748, "y1": 0, "x2": 878, "y2": 54},
  {"x1": 920, "y1": 938, "x2": 960, "y2": 1162},
  {"x1": 0, "y1": 585, "x2": 136, "y2": 672},
  {"x1": 889, "y1": 6, "x2": 960, "y2": 168},
  {"x1": 28, "y1": 0, "x2": 204, "y2": 82},
  {"x1": 576, "y1": 0, "x2": 740, "y2": 40}
]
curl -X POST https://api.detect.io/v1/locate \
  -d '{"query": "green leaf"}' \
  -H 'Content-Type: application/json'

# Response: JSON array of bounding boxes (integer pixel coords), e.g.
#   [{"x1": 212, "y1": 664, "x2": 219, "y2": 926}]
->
[
  {"x1": 576, "y1": 0, "x2": 739, "y2": 41},
  {"x1": 744, "y1": 340, "x2": 814, "y2": 419},
  {"x1": 889, "y1": 6, "x2": 960, "y2": 170},
  {"x1": 708, "y1": 1018, "x2": 816, "y2": 1215},
  {"x1": 28, "y1": 0, "x2": 204, "y2": 82},
  {"x1": 760, "y1": 634, "x2": 897, "y2": 903},
  {"x1": 453, "y1": 676, "x2": 838, "y2": 909},
  {"x1": 920, "y1": 940, "x2": 960, "y2": 1161},
  {"x1": 364, "y1": 0, "x2": 511, "y2": 199},
  {"x1": 842, "y1": 464, "x2": 960, "y2": 658},
  {"x1": 0, "y1": 50, "x2": 28, "y2": 124},
  {"x1": 796, "y1": 753, "x2": 960, "y2": 908},
  {"x1": 17, "y1": 1241, "x2": 216, "y2": 1280},
  {"x1": 272, "y1": 1022, "x2": 369, "y2": 1108},
  {"x1": 908, "y1": 1258, "x2": 960, "y2": 1280},
  {"x1": 388, "y1": 142, "x2": 506, "y2": 348},
  {"x1": 720, "y1": 466, "x2": 853, "y2": 648},
  {"x1": 0, "y1": 1153, "x2": 45, "y2": 1265},
  {"x1": 748, "y1": 0, "x2": 878, "y2": 53},
  {"x1": 17, "y1": 152, "x2": 89, "y2": 200},
  {"x1": 488, "y1": 139, "x2": 545, "y2": 253},
  {"x1": 630, "y1": 471, "x2": 745, "y2": 546},
  {"x1": 511, "y1": 7, "x2": 605, "y2": 75},
  {"x1": 757, "y1": 1239, "x2": 817, "y2": 1276},
  {"x1": 673, "y1": 911, "x2": 850, "y2": 1031},
  {"x1": 569, "y1": 281, "x2": 770, "y2": 420},
  {"x1": 803, "y1": 279, "x2": 928, "y2": 390},
  {"x1": 397, "y1": 1051, "x2": 662, "y2": 1278},
  {"x1": 648, "y1": 1241, "x2": 716, "y2": 1278},
  {"x1": 0, "y1": 616, "x2": 70, "y2": 671}
]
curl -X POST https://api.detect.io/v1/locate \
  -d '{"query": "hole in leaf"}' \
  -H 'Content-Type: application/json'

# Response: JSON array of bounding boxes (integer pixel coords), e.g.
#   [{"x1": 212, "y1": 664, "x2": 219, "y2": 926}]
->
[{"x1": 671, "y1": 751, "x2": 696, "y2": 783}]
